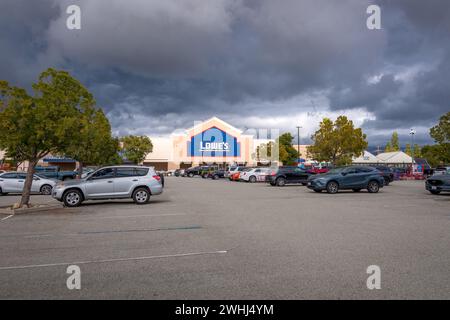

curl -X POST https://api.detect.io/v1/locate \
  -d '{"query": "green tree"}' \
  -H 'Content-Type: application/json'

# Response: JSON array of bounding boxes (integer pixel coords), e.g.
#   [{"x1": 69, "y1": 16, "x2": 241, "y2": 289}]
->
[
  {"x1": 421, "y1": 145, "x2": 444, "y2": 167},
  {"x1": 385, "y1": 142, "x2": 392, "y2": 152},
  {"x1": 404, "y1": 143, "x2": 412, "y2": 156},
  {"x1": 308, "y1": 116, "x2": 368, "y2": 165},
  {"x1": 120, "y1": 135, "x2": 153, "y2": 164},
  {"x1": 390, "y1": 131, "x2": 400, "y2": 151},
  {"x1": 64, "y1": 108, "x2": 121, "y2": 177},
  {"x1": 427, "y1": 111, "x2": 450, "y2": 165},
  {"x1": 277, "y1": 133, "x2": 299, "y2": 165},
  {"x1": 0, "y1": 68, "x2": 106, "y2": 207},
  {"x1": 413, "y1": 144, "x2": 421, "y2": 158},
  {"x1": 430, "y1": 111, "x2": 450, "y2": 145}
]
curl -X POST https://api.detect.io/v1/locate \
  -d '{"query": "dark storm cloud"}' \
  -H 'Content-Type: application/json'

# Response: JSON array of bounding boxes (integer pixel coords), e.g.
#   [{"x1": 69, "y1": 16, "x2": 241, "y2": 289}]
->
[{"x1": 0, "y1": 0, "x2": 449, "y2": 146}]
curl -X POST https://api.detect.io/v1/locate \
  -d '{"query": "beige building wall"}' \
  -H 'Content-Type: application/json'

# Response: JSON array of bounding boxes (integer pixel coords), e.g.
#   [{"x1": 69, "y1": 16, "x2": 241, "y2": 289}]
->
[
  {"x1": 292, "y1": 144, "x2": 313, "y2": 161},
  {"x1": 143, "y1": 117, "x2": 267, "y2": 170}
]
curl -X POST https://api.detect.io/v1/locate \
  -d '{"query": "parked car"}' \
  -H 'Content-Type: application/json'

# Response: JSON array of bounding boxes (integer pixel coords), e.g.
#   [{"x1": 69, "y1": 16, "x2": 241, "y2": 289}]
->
[
  {"x1": 34, "y1": 166, "x2": 77, "y2": 181},
  {"x1": 199, "y1": 166, "x2": 219, "y2": 178},
  {"x1": 307, "y1": 166, "x2": 384, "y2": 194},
  {"x1": 229, "y1": 167, "x2": 249, "y2": 181},
  {"x1": 225, "y1": 166, "x2": 246, "y2": 178},
  {"x1": 0, "y1": 172, "x2": 57, "y2": 195},
  {"x1": 201, "y1": 168, "x2": 226, "y2": 180},
  {"x1": 425, "y1": 174, "x2": 450, "y2": 194},
  {"x1": 308, "y1": 166, "x2": 330, "y2": 174},
  {"x1": 52, "y1": 166, "x2": 163, "y2": 207},
  {"x1": 373, "y1": 166, "x2": 394, "y2": 186},
  {"x1": 0, "y1": 170, "x2": 5, "y2": 174},
  {"x1": 268, "y1": 166, "x2": 314, "y2": 186},
  {"x1": 240, "y1": 167, "x2": 271, "y2": 183},
  {"x1": 185, "y1": 166, "x2": 206, "y2": 177},
  {"x1": 433, "y1": 166, "x2": 450, "y2": 175},
  {"x1": 174, "y1": 169, "x2": 185, "y2": 177}
]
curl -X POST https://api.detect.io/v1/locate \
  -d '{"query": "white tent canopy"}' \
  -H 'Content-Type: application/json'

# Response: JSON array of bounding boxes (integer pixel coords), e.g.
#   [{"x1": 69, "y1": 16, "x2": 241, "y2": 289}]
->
[
  {"x1": 352, "y1": 150, "x2": 414, "y2": 165},
  {"x1": 376, "y1": 151, "x2": 413, "y2": 164},
  {"x1": 353, "y1": 151, "x2": 381, "y2": 163}
]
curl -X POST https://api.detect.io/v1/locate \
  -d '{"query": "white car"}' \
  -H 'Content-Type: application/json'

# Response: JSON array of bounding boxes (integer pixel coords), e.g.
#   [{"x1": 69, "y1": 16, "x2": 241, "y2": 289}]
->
[
  {"x1": 240, "y1": 167, "x2": 271, "y2": 183},
  {"x1": 0, "y1": 172, "x2": 57, "y2": 195}
]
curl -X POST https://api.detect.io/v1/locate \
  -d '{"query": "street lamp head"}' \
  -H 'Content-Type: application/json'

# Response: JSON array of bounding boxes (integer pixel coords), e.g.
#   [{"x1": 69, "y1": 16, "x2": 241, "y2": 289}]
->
[{"x1": 409, "y1": 128, "x2": 416, "y2": 135}]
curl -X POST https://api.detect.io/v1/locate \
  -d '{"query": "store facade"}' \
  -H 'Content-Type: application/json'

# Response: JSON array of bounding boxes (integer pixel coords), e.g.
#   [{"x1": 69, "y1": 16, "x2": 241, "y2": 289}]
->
[{"x1": 143, "y1": 117, "x2": 271, "y2": 170}]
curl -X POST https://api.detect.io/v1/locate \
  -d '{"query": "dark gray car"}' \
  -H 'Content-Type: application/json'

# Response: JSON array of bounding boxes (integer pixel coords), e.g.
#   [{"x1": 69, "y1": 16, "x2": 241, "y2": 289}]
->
[{"x1": 307, "y1": 166, "x2": 385, "y2": 194}]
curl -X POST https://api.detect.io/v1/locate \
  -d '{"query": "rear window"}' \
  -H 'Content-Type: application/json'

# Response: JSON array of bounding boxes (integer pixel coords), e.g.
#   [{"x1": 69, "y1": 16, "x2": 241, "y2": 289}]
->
[
  {"x1": 116, "y1": 168, "x2": 136, "y2": 177},
  {"x1": 135, "y1": 168, "x2": 149, "y2": 176}
]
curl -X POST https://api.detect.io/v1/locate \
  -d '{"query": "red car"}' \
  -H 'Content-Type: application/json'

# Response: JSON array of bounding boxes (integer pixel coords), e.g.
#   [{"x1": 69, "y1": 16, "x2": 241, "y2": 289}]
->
[
  {"x1": 308, "y1": 167, "x2": 329, "y2": 174},
  {"x1": 230, "y1": 171, "x2": 241, "y2": 181}
]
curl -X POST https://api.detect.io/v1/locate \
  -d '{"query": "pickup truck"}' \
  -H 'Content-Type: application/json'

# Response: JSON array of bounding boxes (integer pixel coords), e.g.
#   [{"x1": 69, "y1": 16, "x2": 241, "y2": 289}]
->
[{"x1": 34, "y1": 166, "x2": 77, "y2": 181}]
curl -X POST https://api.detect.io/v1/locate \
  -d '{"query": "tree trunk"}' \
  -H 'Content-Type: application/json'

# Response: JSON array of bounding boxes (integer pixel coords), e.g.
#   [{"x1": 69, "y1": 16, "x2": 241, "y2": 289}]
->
[
  {"x1": 77, "y1": 161, "x2": 83, "y2": 179},
  {"x1": 19, "y1": 159, "x2": 38, "y2": 208}
]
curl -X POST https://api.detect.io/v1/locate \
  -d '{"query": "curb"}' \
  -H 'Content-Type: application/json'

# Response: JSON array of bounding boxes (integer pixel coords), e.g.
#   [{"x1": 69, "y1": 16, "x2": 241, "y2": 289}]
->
[{"x1": 0, "y1": 204, "x2": 64, "y2": 215}]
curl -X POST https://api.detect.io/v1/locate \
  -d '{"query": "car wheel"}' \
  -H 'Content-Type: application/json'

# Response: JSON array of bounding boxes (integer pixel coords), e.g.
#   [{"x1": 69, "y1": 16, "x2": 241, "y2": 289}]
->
[
  {"x1": 383, "y1": 178, "x2": 390, "y2": 186},
  {"x1": 202, "y1": 174, "x2": 207, "y2": 179},
  {"x1": 0, "y1": 187, "x2": 7, "y2": 196},
  {"x1": 188, "y1": 173, "x2": 194, "y2": 178},
  {"x1": 63, "y1": 189, "x2": 83, "y2": 207},
  {"x1": 213, "y1": 175, "x2": 219, "y2": 180},
  {"x1": 133, "y1": 187, "x2": 150, "y2": 205},
  {"x1": 40, "y1": 184, "x2": 53, "y2": 195},
  {"x1": 352, "y1": 188, "x2": 361, "y2": 192},
  {"x1": 249, "y1": 176, "x2": 257, "y2": 183},
  {"x1": 367, "y1": 180, "x2": 380, "y2": 193},
  {"x1": 276, "y1": 177, "x2": 286, "y2": 186},
  {"x1": 430, "y1": 190, "x2": 441, "y2": 195},
  {"x1": 326, "y1": 181, "x2": 339, "y2": 194},
  {"x1": 301, "y1": 182, "x2": 307, "y2": 186}
]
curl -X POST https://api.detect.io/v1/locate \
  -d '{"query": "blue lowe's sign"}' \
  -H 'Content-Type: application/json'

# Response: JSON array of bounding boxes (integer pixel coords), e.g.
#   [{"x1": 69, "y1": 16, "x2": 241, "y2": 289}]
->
[{"x1": 187, "y1": 126, "x2": 241, "y2": 157}]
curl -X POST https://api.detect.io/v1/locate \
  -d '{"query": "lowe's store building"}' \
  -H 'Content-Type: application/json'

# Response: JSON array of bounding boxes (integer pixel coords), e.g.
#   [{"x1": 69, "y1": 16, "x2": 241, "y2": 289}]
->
[{"x1": 143, "y1": 117, "x2": 274, "y2": 171}]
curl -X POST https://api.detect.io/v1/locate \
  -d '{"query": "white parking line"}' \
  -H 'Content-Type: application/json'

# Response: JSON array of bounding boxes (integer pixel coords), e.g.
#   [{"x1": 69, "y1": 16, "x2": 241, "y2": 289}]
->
[
  {"x1": 92, "y1": 213, "x2": 186, "y2": 219},
  {"x1": 1, "y1": 215, "x2": 13, "y2": 222},
  {"x1": 0, "y1": 250, "x2": 228, "y2": 271}
]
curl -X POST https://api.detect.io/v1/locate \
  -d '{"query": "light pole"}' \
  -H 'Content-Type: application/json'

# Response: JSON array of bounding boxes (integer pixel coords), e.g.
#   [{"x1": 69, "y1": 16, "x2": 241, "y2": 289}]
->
[
  {"x1": 296, "y1": 126, "x2": 302, "y2": 165},
  {"x1": 409, "y1": 128, "x2": 416, "y2": 174}
]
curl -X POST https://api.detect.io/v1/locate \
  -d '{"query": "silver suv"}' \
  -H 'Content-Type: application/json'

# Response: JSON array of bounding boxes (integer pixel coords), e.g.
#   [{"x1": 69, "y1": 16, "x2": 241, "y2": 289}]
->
[{"x1": 52, "y1": 166, "x2": 163, "y2": 207}]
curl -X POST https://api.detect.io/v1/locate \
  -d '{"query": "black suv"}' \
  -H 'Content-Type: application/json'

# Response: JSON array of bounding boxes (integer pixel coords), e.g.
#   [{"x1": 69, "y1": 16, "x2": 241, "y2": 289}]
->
[
  {"x1": 268, "y1": 166, "x2": 314, "y2": 186},
  {"x1": 202, "y1": 168, "x2": 226, "y2": 180},
  {"x1": 185, "y1": 166, "x2": 205, "y2": 177},
  {"x1": 426, "y1": 174, "x2": 450, "y2": 194},
  {"x1": 373, "y1": 166, "x2": 394, "y2": 186}
]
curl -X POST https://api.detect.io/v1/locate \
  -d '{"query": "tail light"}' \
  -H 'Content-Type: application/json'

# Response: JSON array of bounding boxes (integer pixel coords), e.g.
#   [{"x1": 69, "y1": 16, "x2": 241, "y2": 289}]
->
[{"x1": 153, "y1": 175, "x2": 161, "y2": 181}]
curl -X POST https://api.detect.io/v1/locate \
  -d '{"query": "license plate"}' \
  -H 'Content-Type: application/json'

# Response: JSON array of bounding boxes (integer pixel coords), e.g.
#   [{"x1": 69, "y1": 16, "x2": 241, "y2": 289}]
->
[{"x1": 431, "y1": 186, "x2": 437, "y2": 190}]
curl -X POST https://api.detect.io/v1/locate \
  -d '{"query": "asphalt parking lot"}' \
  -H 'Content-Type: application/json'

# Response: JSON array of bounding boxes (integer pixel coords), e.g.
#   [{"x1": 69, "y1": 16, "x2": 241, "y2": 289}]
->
[{"x1": 0, "y1": 177, "x2": 449, "y2": 299}]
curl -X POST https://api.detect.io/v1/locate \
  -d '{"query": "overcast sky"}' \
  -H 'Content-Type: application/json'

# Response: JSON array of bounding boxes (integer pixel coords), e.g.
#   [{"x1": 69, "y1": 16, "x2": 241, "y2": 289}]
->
[{"x1": 1, "y1": 0, "x2": 449, "y2": 148}]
